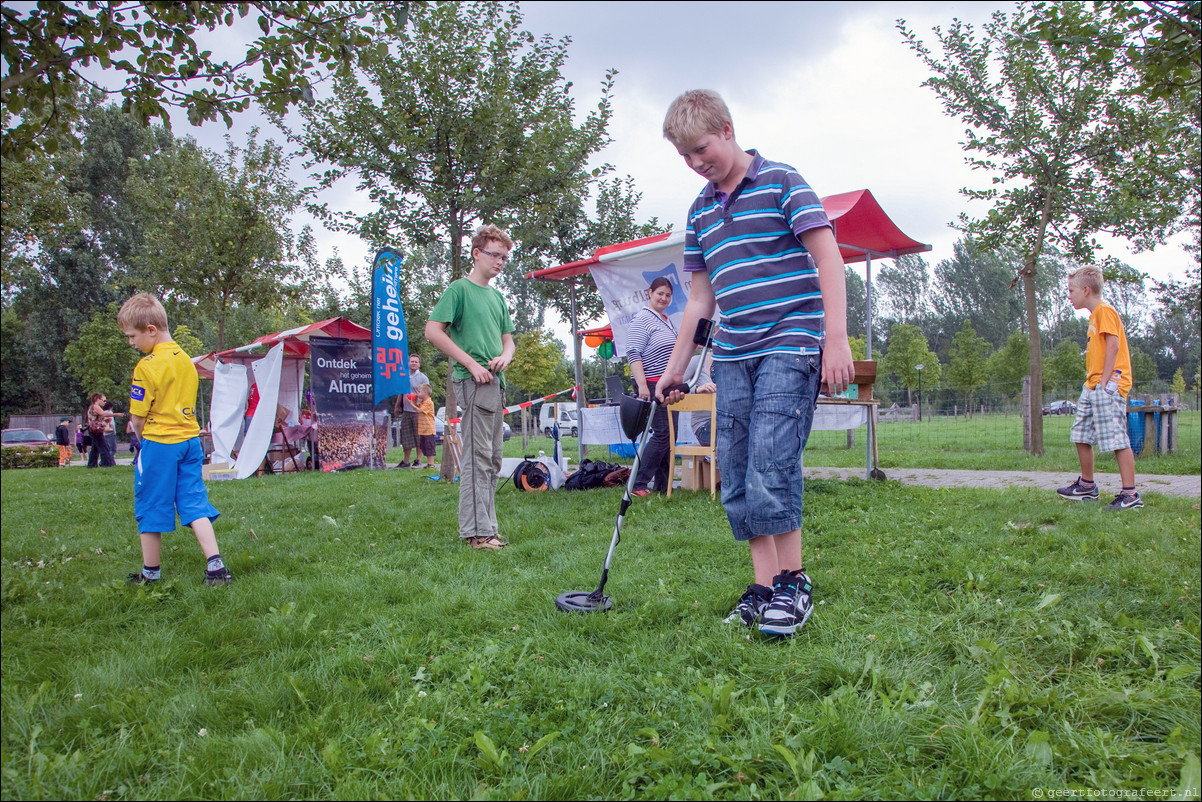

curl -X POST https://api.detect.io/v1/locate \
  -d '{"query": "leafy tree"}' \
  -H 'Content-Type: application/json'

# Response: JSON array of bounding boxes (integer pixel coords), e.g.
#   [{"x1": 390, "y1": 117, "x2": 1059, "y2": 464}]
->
[
  {"x1": 63, "y1": 302, "x2": 139, "y2": 404},
  {"x1": 986, "y1": 331, "x2": 1032, "y2": 395},
  {"x1": 876, "y1": 253, "x2": 930, "y2": 325},
  {"x1": 1042, "y1": 338, "x2": 1085, "y2": 398},
  {"x1": 946, "y1": 321, "x2": 992, "y2": 417},
  {"x1": 1130, "y1": 347, "x2": 1160, "y2": 390},
  {"x1": 844, "y1": 266, "x2": 878, "y2": 354},
  {"x1": 927, "y1": 240, "x2": 1024, "y2": 352},
  {"x1": 880, "y1": 323, "x2": 941, "y2": 406},
  {"x1": 1, "y1": 1, "x2": 410, "y2": 160},
  {"x1": 287, "y1": 1, "x2": 615, "y2": 284},
  {"x1": 849, "y1": 335, "x2": 868, "y2": 361},
  {"x1": 901, "y1": 4, "x2": 1196, "y2": 454},
  {"x1": 505, "y1": 329, "x2": 565, "y2": 397},
  {"x1": 1149, "y1": 263, "x2": 1201, "y2": 381},
  {"x1": 127, "y1": 130, "x2": 310, "y2": 349},
  {"x1": 1171, "y1": 367, "x2": 1187, "y2": 396},
  {"x1": 1104, "y1": 262, "x2": 1150, "y2": 336}
]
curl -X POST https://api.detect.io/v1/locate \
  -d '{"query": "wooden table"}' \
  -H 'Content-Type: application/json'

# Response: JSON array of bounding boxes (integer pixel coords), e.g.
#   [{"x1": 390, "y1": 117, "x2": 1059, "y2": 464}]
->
[{"x1": 818, "y1": 360, "x2": 884, "y2": 480}]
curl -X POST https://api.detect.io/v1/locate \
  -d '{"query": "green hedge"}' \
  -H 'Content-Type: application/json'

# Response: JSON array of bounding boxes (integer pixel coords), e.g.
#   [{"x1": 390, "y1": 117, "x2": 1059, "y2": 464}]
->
[{"x1": 0, "y1": 445, "x2": 58, "y2": 470}]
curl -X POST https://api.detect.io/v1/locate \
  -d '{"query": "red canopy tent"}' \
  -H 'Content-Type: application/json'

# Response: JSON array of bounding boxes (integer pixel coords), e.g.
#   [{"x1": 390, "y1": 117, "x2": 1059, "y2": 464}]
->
[
  {"x1": 194, "y1": 317, "x2": 371, "y2": 378},
  {"x1": 530, "y1": 189, "x2": 930, "y2": 463}
]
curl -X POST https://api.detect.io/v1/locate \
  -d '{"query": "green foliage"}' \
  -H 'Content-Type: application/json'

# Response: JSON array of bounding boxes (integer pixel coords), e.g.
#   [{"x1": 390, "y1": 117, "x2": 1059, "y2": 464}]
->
[
  {"x1": 1172, "y1": 368, "x2": 1187, "y2": 396},
  {"x1": 288, "y1": 1, "x2": 616, "y2": 287},
  {"x1": 947, "y1": 321, "x2": 992, "y2": 412},
  {"x1": 848, "y1": 336, "x2": 867, "y2": 361},
  {"x1": 506, "y1": 330, "x2": 568, "y2": 400},
  {"x1": 0, "y1": 445, "x2": 57, "y2": 470},
  {"x1": 171, "y1": 325, "x2": 205, "y2": 360},
  {"x1": 900, "y1": 3, "x2": 1196, "y2": 455},
  {"x1": 1042, "y1": 338, "x2": 1084, "y2": 394},
  {"x1": 126, "y1": 129, "x2": 309, "y2": 350},
  {"x1": 1, "y1": 2, "x2": 411, "y2": 160},
  {"x1": 876, "y1": 253, "x2": 930, "y2": 324},
  {"x1": 881, "y1": 323, "x2": 941, "y2": 394},
  {"x1": 63, "y1": 303, "x2": 139, "y2": 403},
  {"x1": 1130, "y1": 347, "x2": 1160, "y2": 387},
  {"x1": 0, "y1": 466, "x2": 1197, "y2": 798},
  {"x1": 987, "y1": 331, "x2": 1031, "y2": 392}
]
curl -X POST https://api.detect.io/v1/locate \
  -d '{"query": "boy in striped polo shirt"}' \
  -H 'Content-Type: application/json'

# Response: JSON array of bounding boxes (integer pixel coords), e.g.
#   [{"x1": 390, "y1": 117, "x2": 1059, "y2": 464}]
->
[
  {"x1": 657, "y1": 90, "x2": 854, "y2": 637},
  {"x1": 119, "y1": 293, "x2": 233, "y2": 586}
]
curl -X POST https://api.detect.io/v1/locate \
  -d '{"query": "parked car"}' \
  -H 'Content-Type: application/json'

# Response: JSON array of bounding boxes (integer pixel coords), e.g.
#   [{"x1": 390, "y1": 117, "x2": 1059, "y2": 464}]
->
[
  {"x1": 1042, "y1": 400, "x2": 1076, "y2": 416},
  {"x1": 433, "y1": 408, "x2": 511, "y2": 445},
  {"x1": 1, "y1": 428, "x2": 54, "y2": 447}
]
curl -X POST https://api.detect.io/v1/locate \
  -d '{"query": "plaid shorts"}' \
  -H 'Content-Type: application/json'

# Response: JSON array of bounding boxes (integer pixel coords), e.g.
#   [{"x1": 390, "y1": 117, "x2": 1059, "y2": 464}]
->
[{"x1": 1070, "y1": 384, "x2": 1131, "y2": 453}]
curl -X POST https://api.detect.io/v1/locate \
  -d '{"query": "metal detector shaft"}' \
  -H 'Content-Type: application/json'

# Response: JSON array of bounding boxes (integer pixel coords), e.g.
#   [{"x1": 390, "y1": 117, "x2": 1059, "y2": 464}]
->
[{"x1": 587, "y1": 322, "x2": 716, "y2": 602}]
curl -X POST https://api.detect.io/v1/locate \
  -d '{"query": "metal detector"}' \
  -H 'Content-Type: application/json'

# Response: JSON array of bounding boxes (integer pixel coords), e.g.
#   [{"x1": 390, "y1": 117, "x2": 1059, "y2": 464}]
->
[{"x1": 556, "y1": 318, "x2": 715, "y2": 614}]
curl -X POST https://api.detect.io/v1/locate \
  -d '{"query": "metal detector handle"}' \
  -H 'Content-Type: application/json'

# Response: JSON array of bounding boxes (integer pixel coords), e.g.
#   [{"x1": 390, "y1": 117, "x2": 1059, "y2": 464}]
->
[
  {"x1": 660, "y1": 383, "x2": 690, "y2": 397},
  {"x1": 692, "y1": 318, "x2": 714, "y2": 347}
]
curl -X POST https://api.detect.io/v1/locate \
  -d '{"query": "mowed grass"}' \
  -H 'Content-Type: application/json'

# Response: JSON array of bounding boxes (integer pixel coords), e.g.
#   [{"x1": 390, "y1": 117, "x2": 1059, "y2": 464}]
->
[
  {"x1": 1, "y1": 464, "x2": 1199, "y2": 800},
  {"x1": 803, "y1": 410, "x2": 1201, "y2": 475}
]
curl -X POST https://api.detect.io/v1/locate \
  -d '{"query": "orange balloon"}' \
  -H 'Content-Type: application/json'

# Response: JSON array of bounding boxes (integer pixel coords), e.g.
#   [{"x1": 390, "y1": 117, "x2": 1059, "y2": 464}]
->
[{"x1": 584, "y1": 334, "x2": 604, "y2": 348}]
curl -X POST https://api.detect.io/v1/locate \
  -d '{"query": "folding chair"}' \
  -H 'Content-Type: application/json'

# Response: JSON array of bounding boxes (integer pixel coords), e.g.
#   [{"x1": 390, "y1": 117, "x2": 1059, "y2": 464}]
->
[{"x1": 666, "y1": 393, "x2": 719, "y2": 499}]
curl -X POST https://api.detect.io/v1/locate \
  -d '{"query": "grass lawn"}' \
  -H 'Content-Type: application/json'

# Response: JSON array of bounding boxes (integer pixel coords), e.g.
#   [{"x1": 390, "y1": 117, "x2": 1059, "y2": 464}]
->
[{"x1": 2, "y1": 464, "x2": 1199, "y2": 800}]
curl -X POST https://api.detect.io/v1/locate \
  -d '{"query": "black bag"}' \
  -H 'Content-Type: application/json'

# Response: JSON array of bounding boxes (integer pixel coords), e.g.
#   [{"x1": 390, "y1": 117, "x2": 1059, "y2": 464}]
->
[
  {"x1": 565, "y1": 459, "x2": 622, "y2": 491},
  {"x1": 513, "y1": 457, "x2": 550, "y2": 491}
]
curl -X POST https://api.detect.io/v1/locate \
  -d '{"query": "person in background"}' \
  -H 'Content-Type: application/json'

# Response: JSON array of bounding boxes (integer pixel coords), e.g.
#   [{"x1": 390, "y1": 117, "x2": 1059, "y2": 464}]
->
[
  {"x1": 625, "y1": 276, "x2": 679, "y2": 496},
  {"x1": 55, "y1": 417, "x2": 73, "y2": 467}
]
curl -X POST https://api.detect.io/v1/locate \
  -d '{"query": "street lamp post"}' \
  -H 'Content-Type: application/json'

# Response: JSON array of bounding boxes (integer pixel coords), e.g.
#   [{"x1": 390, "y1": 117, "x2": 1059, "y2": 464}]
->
[{"x1": 915, "y1": 363, "x2": 924, "y2": 422}]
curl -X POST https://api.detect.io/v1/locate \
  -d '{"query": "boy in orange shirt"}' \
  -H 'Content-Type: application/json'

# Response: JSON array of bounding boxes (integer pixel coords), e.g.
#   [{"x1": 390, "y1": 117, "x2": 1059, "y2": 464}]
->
[
  {"x1": 412, "y1": 383, "x2": 438, "y2": 470},
  {"x1": 1057, "y1": 266, "x2": 1142, "y2": 510}
]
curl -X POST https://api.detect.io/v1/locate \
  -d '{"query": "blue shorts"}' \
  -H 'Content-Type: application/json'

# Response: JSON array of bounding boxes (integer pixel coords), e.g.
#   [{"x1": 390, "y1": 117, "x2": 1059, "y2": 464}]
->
[
  {"x1": 134, "y1": 438, "x2": 220, "y2": 534},
  {"x1": 713, "y1": 353, "x2": 821, "y2": 541}
]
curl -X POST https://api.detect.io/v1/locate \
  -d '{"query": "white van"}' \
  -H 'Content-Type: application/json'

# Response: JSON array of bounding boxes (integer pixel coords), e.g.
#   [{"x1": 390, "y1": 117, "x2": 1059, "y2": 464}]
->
[{"x1": 539, "y1": 402, "x2": 579, "y2": 437}]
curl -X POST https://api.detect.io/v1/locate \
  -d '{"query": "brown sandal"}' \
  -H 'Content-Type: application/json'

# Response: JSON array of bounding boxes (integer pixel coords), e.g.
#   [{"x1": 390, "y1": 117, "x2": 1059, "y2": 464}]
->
[{"x1": 467, "y1": 535, "x2": 505, "y2": 550}]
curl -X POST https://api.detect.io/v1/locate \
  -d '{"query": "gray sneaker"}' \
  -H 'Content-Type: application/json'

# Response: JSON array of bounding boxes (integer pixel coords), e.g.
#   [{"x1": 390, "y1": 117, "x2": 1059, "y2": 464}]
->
[
  {"x1": 204, "y1": 567, "x2": 235, "y2": 586},
  {"x1": 759, "y1": 570, "x2": 814, "y2": 637},
  {"x1": 724, "y1": 584, "x2": 773, "y2": 628},
  {"x1": 1056, "y1": 478, "x2": 1099, "y2": 501},
  {"x1": 1105, "y1": 492, "x2": 1144, "y2": 511}
]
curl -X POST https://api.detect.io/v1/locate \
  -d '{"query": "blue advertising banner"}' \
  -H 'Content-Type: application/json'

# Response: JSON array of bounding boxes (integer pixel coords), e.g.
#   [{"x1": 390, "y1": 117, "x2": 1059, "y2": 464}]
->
[{"x1": 371, "y1": 247, "x2": 410, "y2": 405}]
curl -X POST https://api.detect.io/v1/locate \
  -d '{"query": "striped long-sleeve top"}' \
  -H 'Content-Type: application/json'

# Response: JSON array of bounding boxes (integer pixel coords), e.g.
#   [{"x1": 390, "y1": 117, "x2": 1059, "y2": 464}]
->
[{"x1": 624, "y1": 306, "x2": 678, "y2": 381}]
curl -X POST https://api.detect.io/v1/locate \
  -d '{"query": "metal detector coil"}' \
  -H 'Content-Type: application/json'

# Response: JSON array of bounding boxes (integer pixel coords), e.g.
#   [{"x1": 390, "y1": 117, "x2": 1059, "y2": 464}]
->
[{"x1": 556, "y1": 317, "x2": 716, "y2": 615}]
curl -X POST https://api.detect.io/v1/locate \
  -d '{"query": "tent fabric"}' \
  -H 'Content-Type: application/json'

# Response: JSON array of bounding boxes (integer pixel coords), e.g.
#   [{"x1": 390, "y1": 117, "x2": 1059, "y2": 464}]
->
[
  {"x1": 526, "y1": 188, "x2": 929, "y2": 282},
  {"x1": 194, "y1": 317, "x2": 370, "y2": 379}
]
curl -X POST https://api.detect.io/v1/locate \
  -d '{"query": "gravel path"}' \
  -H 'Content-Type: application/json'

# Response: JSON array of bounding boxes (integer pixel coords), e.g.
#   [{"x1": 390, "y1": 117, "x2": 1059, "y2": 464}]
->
[{"x1": 806, "y1": 466, "x2": 1201, "y2": 499}]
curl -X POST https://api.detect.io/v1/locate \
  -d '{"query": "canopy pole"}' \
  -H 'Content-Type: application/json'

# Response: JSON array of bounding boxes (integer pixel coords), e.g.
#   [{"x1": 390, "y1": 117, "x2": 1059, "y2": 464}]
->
[
  {"x1": 570, "y1": 281, "x2": 585, "y2": 467},
  {"x1": 864, "y1": 254, "x2": 873, "y2": 479}
]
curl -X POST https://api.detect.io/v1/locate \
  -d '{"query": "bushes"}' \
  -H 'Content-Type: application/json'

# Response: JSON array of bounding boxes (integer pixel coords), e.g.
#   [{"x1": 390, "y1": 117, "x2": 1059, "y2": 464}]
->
[{"x1": 0, "y1": 445, "x2": 58, "y2": 470}]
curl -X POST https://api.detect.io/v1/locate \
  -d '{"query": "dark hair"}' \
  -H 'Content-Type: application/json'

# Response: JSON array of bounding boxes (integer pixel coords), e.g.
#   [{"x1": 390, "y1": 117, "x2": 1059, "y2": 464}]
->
[{"x1": 649, "y1": 277, "x2": 673, "y2": 294}]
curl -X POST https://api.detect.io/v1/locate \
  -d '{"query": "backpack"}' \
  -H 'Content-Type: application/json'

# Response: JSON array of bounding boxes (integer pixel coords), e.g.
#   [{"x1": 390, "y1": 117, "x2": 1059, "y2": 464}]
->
[
  {"x1": 513, "y1": 457, "x2": 550, "y2": 491},
  {"x1": 565, "y1": 459, "x2": 622, "y2": 491}
]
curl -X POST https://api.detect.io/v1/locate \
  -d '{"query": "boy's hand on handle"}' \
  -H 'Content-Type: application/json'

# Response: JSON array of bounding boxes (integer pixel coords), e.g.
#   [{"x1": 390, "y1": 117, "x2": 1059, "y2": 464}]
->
[
  {"x1": 656, "y1": 371, "x2": 687, "y2": 404},
  {"x1": 822, "y1": 337, "x2": 855, "y2": 395},
  {"x1": 468, "y1": 361, "x2": 494, "y2": 384}
]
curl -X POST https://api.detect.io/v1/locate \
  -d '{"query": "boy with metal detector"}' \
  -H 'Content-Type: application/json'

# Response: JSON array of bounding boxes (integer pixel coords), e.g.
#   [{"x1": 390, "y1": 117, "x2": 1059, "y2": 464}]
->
[{"x1": 656, "y1": 89, "x2": 854, "y2": 637}]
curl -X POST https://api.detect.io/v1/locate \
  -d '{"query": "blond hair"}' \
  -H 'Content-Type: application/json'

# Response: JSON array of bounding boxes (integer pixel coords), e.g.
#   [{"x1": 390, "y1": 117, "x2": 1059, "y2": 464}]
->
[
  {"x1": 117, "y1": 292, "x2": 169, "y2": 331},
  {"x1": 1068, "y1": 265, "x2": 1103, "y2": 296},
  {"x1": 471, "y1": 224, "x2": 513, "y2": 254},
  {"x1": 663, "y1": 89, "x2": 733, "y2": 147}
]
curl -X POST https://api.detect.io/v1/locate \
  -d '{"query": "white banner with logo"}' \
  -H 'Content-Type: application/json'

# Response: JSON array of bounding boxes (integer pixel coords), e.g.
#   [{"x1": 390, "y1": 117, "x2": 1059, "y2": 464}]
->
[{"x1": 589, "y1": 235, "x2": 692, "y2": 358}]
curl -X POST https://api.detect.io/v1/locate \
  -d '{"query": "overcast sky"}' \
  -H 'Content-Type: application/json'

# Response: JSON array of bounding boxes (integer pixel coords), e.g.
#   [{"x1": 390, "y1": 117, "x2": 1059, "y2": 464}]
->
[{"x1": 170, "y1": 1, "x2": 1193, "y2": 331}]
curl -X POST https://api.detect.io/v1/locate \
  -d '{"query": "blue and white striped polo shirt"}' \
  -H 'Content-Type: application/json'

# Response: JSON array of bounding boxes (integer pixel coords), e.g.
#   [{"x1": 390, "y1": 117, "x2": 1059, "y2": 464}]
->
[{"x1": 684, "y1": 150, "x2": 832, "y2": 361}]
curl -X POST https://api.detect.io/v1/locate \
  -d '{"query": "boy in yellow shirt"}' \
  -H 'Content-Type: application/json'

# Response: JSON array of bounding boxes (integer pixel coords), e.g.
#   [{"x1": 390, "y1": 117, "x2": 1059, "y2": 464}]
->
[
  {"x1": 118, "y1": 293, "x2": 234, "y2": 584},
  {"x1": 1057, "y1": 266, "x2": 1142, "y2": 510}
]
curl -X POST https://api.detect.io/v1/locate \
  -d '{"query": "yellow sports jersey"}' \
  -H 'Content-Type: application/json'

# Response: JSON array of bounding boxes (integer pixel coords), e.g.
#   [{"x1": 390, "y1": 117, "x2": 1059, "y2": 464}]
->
[
  {"x1": 1085, "y1": 301, "x2": 1133, "y2": 396},
  {"x1": 129, "y1": 341, "x2": 201, "y2": 444}
]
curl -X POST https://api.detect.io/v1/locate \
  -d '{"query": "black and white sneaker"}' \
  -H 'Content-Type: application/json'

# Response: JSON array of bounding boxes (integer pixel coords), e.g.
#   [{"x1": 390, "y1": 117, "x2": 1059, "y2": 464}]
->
[
  {"x1": 723, "y1": 584, "x2": 773, "y2": 628},
  {"x1": 1105, "y1": 492, "x2": 1144, "y2": 511},
  {"x1": 758, "y1": 570, "x2": 814, "y2": 637},
  {"x1": 1056, "y1": 478, "x2": 1099, "y2": 501},
  {"x1": 204, "y1": 567, "x2": 235, "y2": 586},
  {"x1": 127, "y1": 572, "x2": 158, "y2": 585}
]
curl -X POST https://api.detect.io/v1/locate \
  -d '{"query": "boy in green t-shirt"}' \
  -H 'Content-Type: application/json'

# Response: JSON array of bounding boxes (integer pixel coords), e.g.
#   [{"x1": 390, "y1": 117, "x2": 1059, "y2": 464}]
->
[{"x1": 425, "y1": 224, "x2": 517, "y2": 550}]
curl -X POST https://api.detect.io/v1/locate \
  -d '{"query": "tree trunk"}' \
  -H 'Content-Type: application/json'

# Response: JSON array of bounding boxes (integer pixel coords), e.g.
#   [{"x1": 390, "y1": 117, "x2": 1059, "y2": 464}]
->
[
  {"x1": 438, "y1": 208, "x2": 467, "y2": 482},
  {"x1": 1023, "y1": 189, "x2": 1057, "y2": 456}
]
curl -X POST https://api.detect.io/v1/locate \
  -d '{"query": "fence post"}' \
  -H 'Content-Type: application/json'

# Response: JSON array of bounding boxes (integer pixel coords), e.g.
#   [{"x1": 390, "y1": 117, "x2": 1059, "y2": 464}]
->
[{"x1": 1022, "y1": 376, "x2": 1031, "y2": 452}]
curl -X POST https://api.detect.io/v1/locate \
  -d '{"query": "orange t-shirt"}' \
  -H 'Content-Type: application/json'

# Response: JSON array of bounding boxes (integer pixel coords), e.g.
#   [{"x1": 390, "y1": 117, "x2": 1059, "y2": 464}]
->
[{"x1": 1084, "y1": 301, "x2": 1132, "y2": 397}]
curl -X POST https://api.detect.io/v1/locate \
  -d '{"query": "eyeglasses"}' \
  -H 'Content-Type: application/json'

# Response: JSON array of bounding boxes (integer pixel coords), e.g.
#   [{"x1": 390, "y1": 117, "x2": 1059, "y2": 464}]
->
[{"x1": 479, "y1": 248, "x2": 509, "y2": 264}]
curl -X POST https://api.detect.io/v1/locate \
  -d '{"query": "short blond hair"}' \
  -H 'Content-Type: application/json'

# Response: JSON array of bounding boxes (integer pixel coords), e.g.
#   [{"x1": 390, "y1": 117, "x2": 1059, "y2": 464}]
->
[
  {"x1": 117, "y1": 292, "x2": 169, "y2": 331},
  {"x1": 471, "y1": 224, "x2": 513, "y2": 254},
  {"x1": 663, "y1": 89, "x2": 733, "y2": 147},
  {"x1": 1068, "y1": 265, "x2": 1103, "y2": 296}
]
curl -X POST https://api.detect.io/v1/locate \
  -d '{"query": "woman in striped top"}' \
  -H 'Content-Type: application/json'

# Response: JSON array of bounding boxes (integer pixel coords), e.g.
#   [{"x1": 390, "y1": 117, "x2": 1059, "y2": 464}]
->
[{"x1": 626, "y1": 277, "x2": 679, "y2": 496}]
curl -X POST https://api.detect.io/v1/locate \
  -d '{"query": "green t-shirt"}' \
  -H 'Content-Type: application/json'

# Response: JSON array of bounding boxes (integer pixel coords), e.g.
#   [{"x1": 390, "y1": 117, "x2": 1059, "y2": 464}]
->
[{"x1": 429, "y1": 277, "x2": 515, "y2": 382}]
